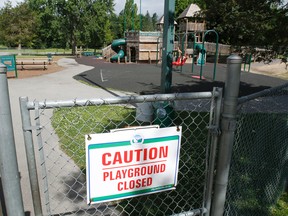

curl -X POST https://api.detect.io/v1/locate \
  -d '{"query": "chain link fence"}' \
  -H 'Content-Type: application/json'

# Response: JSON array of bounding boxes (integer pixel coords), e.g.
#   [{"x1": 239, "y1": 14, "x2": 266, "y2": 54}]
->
[
  {"x1": 225, "y1": 83, "x2": 288, "y2": 216},
  {"x1": 20, "y1": 91, "x2": 222, "y2": 215}
]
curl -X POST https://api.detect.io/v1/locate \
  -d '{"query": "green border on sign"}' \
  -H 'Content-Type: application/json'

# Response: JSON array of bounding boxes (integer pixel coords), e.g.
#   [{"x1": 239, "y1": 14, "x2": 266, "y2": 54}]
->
[
  {"x1": 88, "y1": 135, "x2": 179, "y2": 150},
  {"x1": 91, "y1": 184, "x2": 175, "y2": 203}
]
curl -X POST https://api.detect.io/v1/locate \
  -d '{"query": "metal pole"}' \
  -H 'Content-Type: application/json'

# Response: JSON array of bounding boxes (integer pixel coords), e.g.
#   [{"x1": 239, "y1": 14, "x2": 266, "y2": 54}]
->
[
  {"x1": 19, "y1": 97, "x2": 43, "y2": 216},
  {"x1": 211, "y1": 55, "x2": 242, "y2": 216},
  {"x1": 156, "y1": 37, "x2": 160, "y2": 65},
  {"x1": 0, "y1": 63, "x2": 25, "y2": 215},
  {"x1": 180, "y1": 33, "x2": 185, "y2": 73},
  {"x1": 124, "y1": 2, "x2": 126, "y2": 36},
  {"x1": 212, "y1": 31, "x2": 219, "y2": 80},
  {"x1": 191, "y1": 35, "x2": 196, "y2": 74},
  {"x1": 132, "y1": 0, "x2": 135, "y2": 31},
  {"x1": 204, "y1": 87, "x2": 223, "y2": 216},
  {"x1": 13, "y1": 54, "x2": 18, "y2": 78},
  {"x1": 160, "y1": 0, "x2": 175, "y2": 93}
]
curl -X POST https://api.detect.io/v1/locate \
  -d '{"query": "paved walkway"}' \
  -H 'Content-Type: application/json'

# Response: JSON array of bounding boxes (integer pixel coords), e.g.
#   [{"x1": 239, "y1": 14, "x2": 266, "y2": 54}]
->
[{"x1": 8, "y1": 58, "x2": 126, "y2": 215}]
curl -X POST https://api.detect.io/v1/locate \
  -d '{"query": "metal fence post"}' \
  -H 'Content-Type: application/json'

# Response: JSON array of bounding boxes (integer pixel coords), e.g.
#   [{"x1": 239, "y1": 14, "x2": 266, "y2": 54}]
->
[
  {"x1": 211, "y1": 55, "x2": 242, "y2": 216},
  {"x1": 161, "y1": 0, "x2": 175, "y2": 93},
  {"x1": 0, "y1": 63, "x2": 25, "y2": 215},
  {"x1": 204, "y1": 87, "x2": 223, "y2": 216},
  {"x1": 19, "y1": 97, "x2": 43, "y2": 216}
]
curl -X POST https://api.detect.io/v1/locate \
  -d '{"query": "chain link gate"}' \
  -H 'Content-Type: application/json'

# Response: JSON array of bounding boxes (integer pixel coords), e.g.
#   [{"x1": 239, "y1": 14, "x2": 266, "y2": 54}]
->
[
  {"x1": 224, "y1": 82, "x2": 288, "y2": 216},
  {"x1": 20, "y1": 89, "x2": 222, "y2": 216}
]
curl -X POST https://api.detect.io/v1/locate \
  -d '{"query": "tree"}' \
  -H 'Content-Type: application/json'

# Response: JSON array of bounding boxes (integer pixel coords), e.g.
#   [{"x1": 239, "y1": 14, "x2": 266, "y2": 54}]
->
[
  {"x1": 27, "y1": 0, "x2": 64, "y2": 48},
  {"x1": 54, "y1": 0, "x2": 92, "y2": 54},
  {"x1": 204, "y1": 0, "x2": 287, "y2": 51},
  {"x1": 0, "y1": 1, "x2": 38, "y2": 48},
  {"x1": 87, "y1": 0, "x2": 115, "y2": 48},
  {"x1": 118, "y1": 0, "x2": 138, "y2": 33},
  {"x1": 152, "y1": 13, "x2": 158, "y2": 31},
  {"x1": 265, "y1": 3, "x2": 288, "y2": 53},
  {"x1": 142, "y1": 11, "x2": 153, "y2": 31},
  {"x1": 27, "y1": 0, "x2": 115, "y2": 52}
]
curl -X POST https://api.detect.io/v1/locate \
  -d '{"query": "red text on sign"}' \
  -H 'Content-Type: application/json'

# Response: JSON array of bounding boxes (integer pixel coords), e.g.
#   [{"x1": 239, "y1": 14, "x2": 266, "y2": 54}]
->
[
  {"x1": 118, "y1": 177, "x2": 153, "y2": 191},
  {"x1": 102, "y1": 146, "x2": 168, "y2": 166}
]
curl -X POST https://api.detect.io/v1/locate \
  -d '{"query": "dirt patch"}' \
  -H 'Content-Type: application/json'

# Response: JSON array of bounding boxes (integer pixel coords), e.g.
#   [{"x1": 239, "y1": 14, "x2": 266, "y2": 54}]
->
[
  {"x1": 249, "y1": 62, "x2": 288, "y2": 80},
  {"x1": 7, "y1": 56, "x2": 68, "y2": 79}
]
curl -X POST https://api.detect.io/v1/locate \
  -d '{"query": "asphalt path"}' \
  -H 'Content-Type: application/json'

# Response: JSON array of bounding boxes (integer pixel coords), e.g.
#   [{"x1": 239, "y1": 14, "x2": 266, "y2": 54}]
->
[{"x1": 74, "y1": 57, "x2": 287, "y2": 96}]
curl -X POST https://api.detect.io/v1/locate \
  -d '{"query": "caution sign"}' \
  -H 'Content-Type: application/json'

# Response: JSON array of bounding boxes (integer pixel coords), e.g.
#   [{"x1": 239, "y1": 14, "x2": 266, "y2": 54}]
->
[{"x1": 86, "y1": 126, "x2": 182, "y2": 204}]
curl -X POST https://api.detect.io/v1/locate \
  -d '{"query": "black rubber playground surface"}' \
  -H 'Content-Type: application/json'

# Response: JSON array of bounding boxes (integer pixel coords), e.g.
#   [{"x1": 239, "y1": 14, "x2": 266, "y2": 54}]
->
[{"x1": 74, "y1": 57, "x2": 287, "y2": 96}]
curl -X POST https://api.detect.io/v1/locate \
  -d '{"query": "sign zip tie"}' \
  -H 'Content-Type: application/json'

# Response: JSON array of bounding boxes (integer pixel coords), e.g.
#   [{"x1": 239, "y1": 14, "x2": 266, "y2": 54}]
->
[{"x1": 87, "y1": 134, "x2": 92, "y2": 140}]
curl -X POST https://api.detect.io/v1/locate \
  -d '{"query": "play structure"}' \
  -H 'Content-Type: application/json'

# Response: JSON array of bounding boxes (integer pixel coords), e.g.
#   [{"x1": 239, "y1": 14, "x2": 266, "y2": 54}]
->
[
  {"x1": 104, "y1": 3, "x2": 229, "y2": 80},
  {"x1": 107, "y1": 31, "x2": 162, "y2": 63},
  {"x1": 126, "y1": 31, "x2": 161, "y2": 63}
]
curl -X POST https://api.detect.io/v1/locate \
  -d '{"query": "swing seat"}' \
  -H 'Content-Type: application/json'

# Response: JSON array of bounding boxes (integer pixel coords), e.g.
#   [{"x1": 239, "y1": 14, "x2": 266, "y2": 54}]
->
[
  {"x1": 173, "y1": 57, "x2": 181, "y2": 65},
  {"x1": 172, "y1": 57, "x2": 187, "y2": 66}
]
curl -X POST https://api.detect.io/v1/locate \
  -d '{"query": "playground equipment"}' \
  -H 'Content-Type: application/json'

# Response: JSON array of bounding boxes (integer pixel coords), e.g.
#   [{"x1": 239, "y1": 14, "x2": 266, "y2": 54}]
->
[
  {"x1": 175, "y1": 4, "x2": 219, "y2": 80},
  {"x1": 126, "y1": 31, "x2": 162, "y2": 63},
  {"x1": 177, "y1": 30, "x2": 219, "y2": 80},
  {"x1": 199, "y1": 30, "x2": 219, "y2": 80},
  {"x1": 103, "y1": 3, "x2": 221, "y2": 83},
  {"x1": 195, "y1": 43, "x2": 206, "y2": 66},
  {"x1": 172, "y1": 56, "x2": 187, "y2": 67},
  {"x1": 110, "y1": 39, "x2": 126, "y2": 62},
  {"x1": 243, "y1": 53, "x2": 252, "y2": 72}
]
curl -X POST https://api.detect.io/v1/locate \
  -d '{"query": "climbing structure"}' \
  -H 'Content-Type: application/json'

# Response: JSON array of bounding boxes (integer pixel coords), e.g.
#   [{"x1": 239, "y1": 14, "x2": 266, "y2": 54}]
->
[
  {"x1": 177, "y1": 4, "x2": 207, "y2": 65},
  {"x1": 177, "y1": 4, "x2": 206, "y2": 44}
]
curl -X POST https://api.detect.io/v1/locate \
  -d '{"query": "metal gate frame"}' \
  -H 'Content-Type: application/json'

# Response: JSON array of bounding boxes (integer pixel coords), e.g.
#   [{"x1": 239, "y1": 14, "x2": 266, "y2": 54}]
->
[{"x1": 19, "y1": 89, "x2": 223, "y2": 216}]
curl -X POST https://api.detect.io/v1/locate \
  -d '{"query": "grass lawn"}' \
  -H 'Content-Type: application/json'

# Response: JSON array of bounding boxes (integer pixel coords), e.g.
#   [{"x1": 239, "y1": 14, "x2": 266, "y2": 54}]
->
[
  {"x1": 270, "y1": 193, "x2": 288, "y2": 216},
  {"x1": 51, "y1": 105, "x2": 136, "y2": 169}
]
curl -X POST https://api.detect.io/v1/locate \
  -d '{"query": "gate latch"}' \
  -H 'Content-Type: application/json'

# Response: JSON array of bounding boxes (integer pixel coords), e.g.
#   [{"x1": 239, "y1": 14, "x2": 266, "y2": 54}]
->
[{"x1": 23, "y1": 125, "x2": 43, "y2": 132}]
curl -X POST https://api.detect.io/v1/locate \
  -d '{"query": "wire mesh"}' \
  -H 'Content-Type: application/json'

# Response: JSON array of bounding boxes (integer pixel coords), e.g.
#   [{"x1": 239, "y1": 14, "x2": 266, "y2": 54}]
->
[
  {"x1": 24, "y1": 93, "x2": 220, "y2": 216},
  {"x1": 225, "y1": 83, "x2": 288, "y2": 216}
]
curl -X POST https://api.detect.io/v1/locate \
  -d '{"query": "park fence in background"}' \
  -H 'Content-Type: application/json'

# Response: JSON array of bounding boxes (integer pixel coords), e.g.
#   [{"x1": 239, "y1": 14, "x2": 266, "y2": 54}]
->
[
  {"x1": 19, "y1": 90, "x2": 222, "y2": 216},
  {"x1": 225, "y1": 82, "x2": 288, "y2": 216}
]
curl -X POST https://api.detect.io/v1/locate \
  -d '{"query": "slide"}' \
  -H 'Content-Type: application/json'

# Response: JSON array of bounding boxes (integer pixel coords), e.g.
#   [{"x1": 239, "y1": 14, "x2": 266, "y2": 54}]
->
[{"x1": 110, "y1": 39, "x2": 126, "y2": 62}]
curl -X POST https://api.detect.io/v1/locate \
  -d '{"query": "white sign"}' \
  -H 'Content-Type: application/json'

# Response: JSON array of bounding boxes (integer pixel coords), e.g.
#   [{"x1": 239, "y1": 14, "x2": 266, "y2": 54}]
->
[{"x1": 86, "y1": 126, "x2": 182, "y2": 204}]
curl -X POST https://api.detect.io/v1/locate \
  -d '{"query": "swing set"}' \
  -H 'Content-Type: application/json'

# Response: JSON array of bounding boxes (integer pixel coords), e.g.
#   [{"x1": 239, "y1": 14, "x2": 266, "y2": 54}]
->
[{"x1": 172, "y1": 30, "x2": 219, "y2": 80}]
